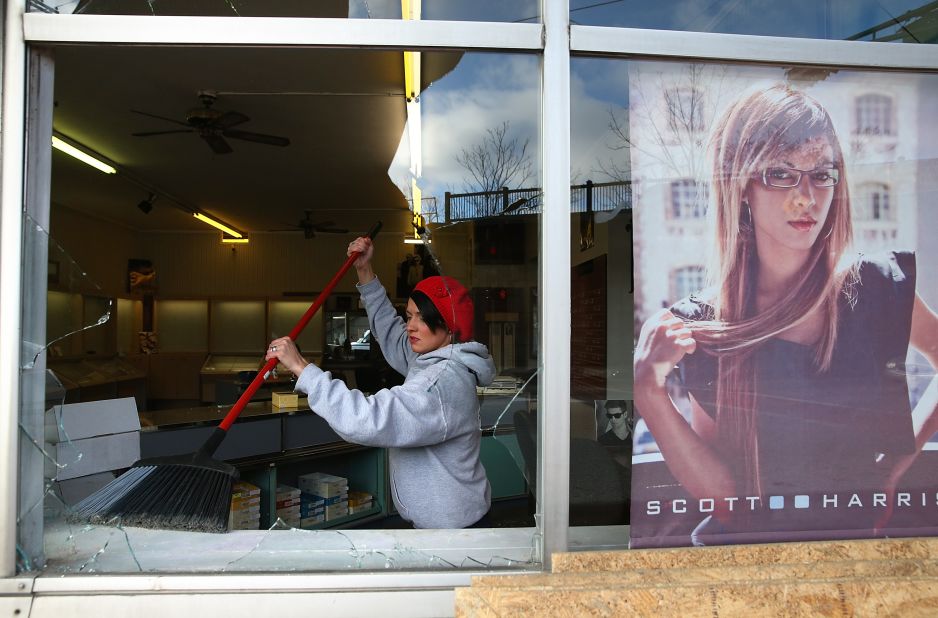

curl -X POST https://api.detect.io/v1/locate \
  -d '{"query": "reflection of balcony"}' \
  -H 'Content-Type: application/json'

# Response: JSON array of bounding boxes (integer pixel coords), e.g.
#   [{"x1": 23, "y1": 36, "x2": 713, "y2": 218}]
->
[
  {"x1": 444, "y1": 180, "x2": 631, "y2": 222},
  {"x1": 853, "y1": 221, "x2": 899, "y2": 252}
]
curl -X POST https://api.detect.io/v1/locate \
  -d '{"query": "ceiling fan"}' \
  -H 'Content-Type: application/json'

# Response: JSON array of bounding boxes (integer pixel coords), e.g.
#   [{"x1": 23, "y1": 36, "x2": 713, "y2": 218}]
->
[
  {"x1": 130, "y1": 90, "x2": 291, "y2": 154},
  {"x1": 287, "y1": 211, "x2": 350, "y2": 239}
]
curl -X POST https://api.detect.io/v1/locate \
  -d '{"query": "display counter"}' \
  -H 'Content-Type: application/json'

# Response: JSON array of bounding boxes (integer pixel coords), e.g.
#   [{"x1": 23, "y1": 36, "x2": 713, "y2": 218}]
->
[
  {"x1": 199, "y1": 354, "x2": 295, "y2": 403},
  {"x1": 48, "y1": 356, "x2": 147, "y2": 411}
]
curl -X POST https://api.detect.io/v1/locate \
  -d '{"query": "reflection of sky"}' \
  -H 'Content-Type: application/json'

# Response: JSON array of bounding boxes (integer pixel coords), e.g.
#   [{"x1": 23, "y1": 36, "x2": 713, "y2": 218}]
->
[
  {"x1": 570, "y1": 58, "x2": 631, "y2": 183},
  {"x1": 388, "y1": 53, "x2": 541, "y2": 208},
  {"x1": 570, "y1": 0, "x2": 935, "y2": 42}
]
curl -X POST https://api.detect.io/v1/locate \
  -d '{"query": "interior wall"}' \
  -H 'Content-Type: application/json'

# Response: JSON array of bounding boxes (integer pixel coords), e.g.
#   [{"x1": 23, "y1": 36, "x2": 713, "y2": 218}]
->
[
  {"x1": 50, "y1": 204, "x2": 142, "y2": 298},
  {"x1": 49, "y1": 205, "x2": 446, "y2": 300}
]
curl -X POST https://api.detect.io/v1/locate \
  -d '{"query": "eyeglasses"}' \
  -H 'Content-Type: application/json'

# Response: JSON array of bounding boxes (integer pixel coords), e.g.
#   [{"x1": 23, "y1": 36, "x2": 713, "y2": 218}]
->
[
  {"x1": 606, "y1": 412, "x2": 625, "y2": 419},
  {"x1": 761, "y1": 166, "x2": 840, "y2": 189}
]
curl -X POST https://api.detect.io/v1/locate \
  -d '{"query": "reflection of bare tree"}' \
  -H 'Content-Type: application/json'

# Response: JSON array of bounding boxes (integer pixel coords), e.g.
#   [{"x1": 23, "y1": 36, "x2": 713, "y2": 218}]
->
[
  {"x1": 600, "y1": 63, "x2": 731, "y2": 186},
  {"x1": 456, "y1": 121, "x2": 534, "y2": 215}
]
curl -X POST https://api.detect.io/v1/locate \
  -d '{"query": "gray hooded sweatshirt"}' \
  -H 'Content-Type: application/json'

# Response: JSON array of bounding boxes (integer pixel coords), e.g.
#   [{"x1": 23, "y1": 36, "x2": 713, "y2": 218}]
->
[{"x1": 294, "y1": 276, "x2": 495, "y2": 528}]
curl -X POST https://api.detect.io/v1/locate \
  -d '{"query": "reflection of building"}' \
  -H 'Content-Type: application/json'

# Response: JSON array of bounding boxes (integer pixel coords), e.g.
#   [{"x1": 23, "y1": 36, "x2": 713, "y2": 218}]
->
[{"x1": 632, "y1": 67, "x2": 925, "y2": 325}]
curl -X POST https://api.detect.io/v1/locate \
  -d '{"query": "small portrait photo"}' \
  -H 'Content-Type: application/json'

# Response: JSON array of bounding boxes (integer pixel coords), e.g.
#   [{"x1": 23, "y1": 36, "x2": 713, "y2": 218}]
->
[
  {"x1": 595, "y1": 399, "x2": 633, "y2": 447},
  {"x1": 127, "y1": 258, "x2": 157, "y2": 295}
]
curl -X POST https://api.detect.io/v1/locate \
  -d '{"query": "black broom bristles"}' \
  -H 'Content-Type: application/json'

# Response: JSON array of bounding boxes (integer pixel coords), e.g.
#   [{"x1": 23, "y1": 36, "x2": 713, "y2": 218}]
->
[{"x1": 69, "y1": 429, "x2": 239, "y2": 534}]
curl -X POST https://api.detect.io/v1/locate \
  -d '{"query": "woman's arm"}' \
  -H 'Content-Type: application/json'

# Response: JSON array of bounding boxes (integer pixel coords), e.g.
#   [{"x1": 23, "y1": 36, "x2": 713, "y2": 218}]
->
[
  {"x1": 348, "y1": 237, "x2": 416, "y2": 373},
  {"x1": 907, "y1": 293, "x2": 938, "y2": 450},
  {"x1": 635, "y1": 309, "x2": 737, "y2": 516},
  {"x1": 876, "y1": 293, "x2": 938, "y2": 530}
]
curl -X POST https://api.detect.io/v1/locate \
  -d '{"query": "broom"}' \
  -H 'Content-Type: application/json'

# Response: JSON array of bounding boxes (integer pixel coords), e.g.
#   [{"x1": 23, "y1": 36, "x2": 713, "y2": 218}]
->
[{"x1": 71, "y1": 222, "x2": 382, "y2": 533}]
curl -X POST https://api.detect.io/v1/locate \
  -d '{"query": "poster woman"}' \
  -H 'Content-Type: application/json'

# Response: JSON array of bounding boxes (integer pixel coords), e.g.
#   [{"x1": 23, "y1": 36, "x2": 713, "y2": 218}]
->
[{"x1": 633, "y1": 84, "x2": 938, "y2": 544}]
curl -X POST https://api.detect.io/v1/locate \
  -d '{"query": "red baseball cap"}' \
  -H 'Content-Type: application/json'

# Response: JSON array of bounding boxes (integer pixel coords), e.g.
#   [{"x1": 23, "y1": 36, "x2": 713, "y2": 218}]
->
[{"x1": 412, "y1": 276, "x2": 474, "y2": 342}]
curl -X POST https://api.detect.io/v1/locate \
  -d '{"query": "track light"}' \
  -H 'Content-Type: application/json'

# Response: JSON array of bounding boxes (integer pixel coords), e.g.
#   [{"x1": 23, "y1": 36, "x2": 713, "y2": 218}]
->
[
  {"x1": 222, "y1": 233, "x2": 249, "y2": 244},
  {"x1": 137, "y1": 193, "x2": 156, "y2": 214},
  {"x1": 51, "y1": 135, "x2": 117, "y2": 175},
  {"x1": 194, "y1": 212, "x2": 244, "y2": 238}
]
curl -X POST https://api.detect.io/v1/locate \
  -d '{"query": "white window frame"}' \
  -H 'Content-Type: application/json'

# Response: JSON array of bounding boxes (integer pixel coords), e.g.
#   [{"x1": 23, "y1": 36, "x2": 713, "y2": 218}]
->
[
  {"x1": 0, "y1": 0, "x2": 936, "y2": 611},
  {"x1": 855, "y1": 93, "x2": 895, "y2": 136},
  {"x1": 856, "y1": 181, "x2": 895, "y2": 222},
  {"x1": 668, "y1": 179, "x2": 706, "y2": 220},
  {"x1": 671, "y1": 265, "x2": 706, "y2": 302}
]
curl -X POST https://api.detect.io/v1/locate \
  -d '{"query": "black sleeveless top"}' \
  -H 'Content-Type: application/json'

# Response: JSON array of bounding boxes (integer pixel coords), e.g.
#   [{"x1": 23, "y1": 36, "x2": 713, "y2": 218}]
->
[{"x1": 671, "y1": 251, "x2": 917, "y2": 535}]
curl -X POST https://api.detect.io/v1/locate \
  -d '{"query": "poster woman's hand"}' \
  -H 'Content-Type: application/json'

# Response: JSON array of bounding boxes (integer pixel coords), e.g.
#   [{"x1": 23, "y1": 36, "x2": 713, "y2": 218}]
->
[
  {"x1": 265, "y1": 337, "x2": 309, "y2": 378},
  {"x1": 634, "y1": 309, "x2": 697, "y2": 390}
]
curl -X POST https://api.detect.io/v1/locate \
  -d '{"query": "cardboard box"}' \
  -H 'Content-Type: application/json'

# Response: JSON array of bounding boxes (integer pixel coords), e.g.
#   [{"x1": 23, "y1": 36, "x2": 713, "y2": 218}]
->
[
  {"x1": 53, "y1": 432, "x2": 141, "y2": 481},
  {"x1": 45, "y1": 398, "x2": 142, "y2": 482},
  {"x1": 45, "y1": 397, "x2": 141, "y2": 443},
  {"x1": 271, "y1": 392, "x2": 299, "y2": 408}
]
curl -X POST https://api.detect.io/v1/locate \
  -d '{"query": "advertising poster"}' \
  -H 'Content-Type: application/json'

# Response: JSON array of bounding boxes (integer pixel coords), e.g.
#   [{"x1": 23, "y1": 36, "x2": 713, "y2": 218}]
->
[{"x1": 629, "y1": 62, "x2": 938, "y2": 548}]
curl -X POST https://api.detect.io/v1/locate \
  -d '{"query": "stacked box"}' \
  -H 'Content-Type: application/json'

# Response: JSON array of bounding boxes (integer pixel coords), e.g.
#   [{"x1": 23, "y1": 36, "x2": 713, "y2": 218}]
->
[
  {"x1": 300, "y1": 493, "x2": 325, "y2": 527},
  {"x1": 325, "y1": 499, "x2": 349, "y2": 521},
  {"x1": 43, "y1": 397, "x2": 141, "y2": 506},
  {"x1": 229, "y1": 481, "x2": 261, "y2": 530},
  {"x1": 348, "y1": 490, "x2": 374, "y2": 514},
  {"x1": 298, "y1": 472, "x2": 350, "y2": 522},
  {"x1": 275, "y1": 484, "x2": 301, "y2": 528},
  {"x1": 297, "y1": 471, "x2": 348, "y2": 497}
]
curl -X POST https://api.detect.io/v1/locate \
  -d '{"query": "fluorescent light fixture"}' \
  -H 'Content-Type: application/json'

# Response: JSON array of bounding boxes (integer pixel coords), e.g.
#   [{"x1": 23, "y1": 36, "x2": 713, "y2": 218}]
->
[
  {"x1": 194, "y1": 212, "x2": 243, "y2": 238},
  {"x1": 404, "y1": 237, "x2": 429, "y2": 245},
  {"x1": 51, "y1": 136, "x2": 116, "y2": 174},
  {"x1": 221, "y1": 232, "x2": 249, "y2": 244}
]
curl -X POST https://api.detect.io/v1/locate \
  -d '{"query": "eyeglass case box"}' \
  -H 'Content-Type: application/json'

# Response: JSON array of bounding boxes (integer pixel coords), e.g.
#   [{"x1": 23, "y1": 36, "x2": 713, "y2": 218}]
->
[
  {"x1": 43, "y1": 397, "x2": 141, "y2": 482},
  {"x1": 297, "y1": 471, "x2": 348, "y2": 497},
  {"x1": 271, "y1": 392, "x2": 299, "y2": 408}
]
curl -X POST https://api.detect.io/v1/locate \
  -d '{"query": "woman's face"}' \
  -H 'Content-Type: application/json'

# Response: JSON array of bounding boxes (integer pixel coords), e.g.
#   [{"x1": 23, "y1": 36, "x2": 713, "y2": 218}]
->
[
  {"x1": 746, "y1": 137, "x2": 836, "y2": 259},
  {"x1": 405, "y1": 298, "x2": 451, "y2": 354}
]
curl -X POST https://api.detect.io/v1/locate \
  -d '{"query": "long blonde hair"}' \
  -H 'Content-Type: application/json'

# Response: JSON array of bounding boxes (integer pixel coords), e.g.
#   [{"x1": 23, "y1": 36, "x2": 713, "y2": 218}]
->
[{"x1": 692, "y1": 84, "x2": 855, "y2": 496}]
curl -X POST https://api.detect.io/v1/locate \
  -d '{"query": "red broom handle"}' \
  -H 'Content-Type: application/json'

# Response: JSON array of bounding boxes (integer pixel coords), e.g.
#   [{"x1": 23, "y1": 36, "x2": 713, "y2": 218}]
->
[{"x1": 217, "y1": 221, "x2": 382, "y2": 432}]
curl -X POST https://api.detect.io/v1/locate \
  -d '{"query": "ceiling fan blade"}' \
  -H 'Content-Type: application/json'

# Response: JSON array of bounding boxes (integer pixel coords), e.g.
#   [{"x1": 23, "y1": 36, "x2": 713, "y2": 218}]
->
[
  {"x1": 317, "y1": 227, "x2": 349, "y2": 234},
  {"x1": 132, "y1": 129, "x2": 195, "y2": 137},
  {"x1": 223, "y1": 129, "x2": 290, "y2": 147},
  {"x1": 201, "y1": 134, "x2": 233, "y2": 154},
  {"x1": 131, "y1": 109, "x2": 191, "y2": 127},
  {"x1": 214, "y1": 111, "x2": 250, "y2": 129}
]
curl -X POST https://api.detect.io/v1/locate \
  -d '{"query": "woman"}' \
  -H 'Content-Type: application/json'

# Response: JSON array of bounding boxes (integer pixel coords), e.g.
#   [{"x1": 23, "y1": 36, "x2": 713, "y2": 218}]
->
[
  {"x1": 266, "y1": 237, "x2": 495, "y2": 529},
  {"x1": 634, "y1": 84, "x2": 938, "y2": 542}
]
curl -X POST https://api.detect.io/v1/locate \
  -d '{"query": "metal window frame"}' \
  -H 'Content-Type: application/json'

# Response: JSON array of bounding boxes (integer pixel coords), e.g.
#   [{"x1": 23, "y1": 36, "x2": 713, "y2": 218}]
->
[{"x1": 1, "y1": 0, "x2": 936, "y2": 602}]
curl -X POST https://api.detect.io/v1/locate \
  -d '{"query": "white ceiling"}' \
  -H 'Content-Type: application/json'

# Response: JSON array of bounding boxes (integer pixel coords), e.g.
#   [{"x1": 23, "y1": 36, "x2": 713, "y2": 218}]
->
[{"x1": 49, "y1": 43, "x2": 460, "y2": 238}]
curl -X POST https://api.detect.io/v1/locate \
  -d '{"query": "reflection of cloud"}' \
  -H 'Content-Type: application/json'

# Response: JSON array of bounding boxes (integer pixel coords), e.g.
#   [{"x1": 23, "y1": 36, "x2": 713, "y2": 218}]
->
[
  {"x1": 388, "y1": 54, "x2": 540, "y2": 204},
  {"x1": 571, "y1": 58, "x2": 640, "y2": 183}
]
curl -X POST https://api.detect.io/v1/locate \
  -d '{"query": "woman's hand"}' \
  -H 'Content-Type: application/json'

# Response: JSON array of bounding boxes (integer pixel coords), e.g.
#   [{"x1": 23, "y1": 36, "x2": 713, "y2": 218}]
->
[
  {"x1": 265, "y1": 337, "x2": 309, "y2": 378},
  {"x1": 634, "y1": 309, "x2": 697, "y2": 390},
  {"x1": 347, "y1": 236, "x2": 376, "y2": 284}
]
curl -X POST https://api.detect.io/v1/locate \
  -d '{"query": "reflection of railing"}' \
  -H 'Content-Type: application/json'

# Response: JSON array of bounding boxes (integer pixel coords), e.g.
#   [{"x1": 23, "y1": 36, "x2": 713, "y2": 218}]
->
[
  {"x1": 408, "y1": 196, "x2": 440, "y2": 224},
  {"x1": 846, "y1": 0, "x2": 938, "y2": 42},
  {"x1": 445, "y1": 180, "x2": 631, "y2": 222}
]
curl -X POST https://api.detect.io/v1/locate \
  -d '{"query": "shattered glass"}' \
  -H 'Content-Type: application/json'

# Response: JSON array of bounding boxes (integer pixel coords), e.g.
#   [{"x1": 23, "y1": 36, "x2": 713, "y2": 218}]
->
[
  {"x1": 23, "y1": 44, "x2": 545, "y2": 574},
  {"x1": 25, "y1": 215, "x2": 539, "y2": 574},
  {"x1": 18, "y1": 215, "x2": 115, "y2": 572}
]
